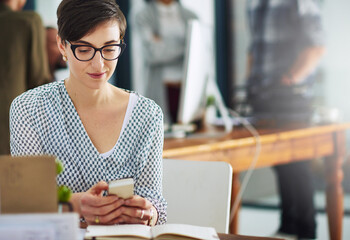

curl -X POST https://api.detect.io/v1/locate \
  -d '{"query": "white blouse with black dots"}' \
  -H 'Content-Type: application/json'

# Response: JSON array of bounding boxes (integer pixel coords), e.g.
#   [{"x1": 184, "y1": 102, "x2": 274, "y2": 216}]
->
[{"x1": 10, "y1": 80, "x2": 167, "y2": 224}]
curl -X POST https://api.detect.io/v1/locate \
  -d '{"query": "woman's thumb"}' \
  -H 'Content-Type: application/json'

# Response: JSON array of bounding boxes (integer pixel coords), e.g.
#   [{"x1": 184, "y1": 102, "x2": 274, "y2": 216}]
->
[{"x1": 90, "y1": 181, "x2": 109, "y2": 195}]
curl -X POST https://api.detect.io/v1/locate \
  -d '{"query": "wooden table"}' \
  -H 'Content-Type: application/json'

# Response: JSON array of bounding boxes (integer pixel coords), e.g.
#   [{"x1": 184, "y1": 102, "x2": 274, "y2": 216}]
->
[
  {"x1": 218, "y1": 233, "x2": 282, "y2": 240},
  {"x1": 163, "y1": 123, "x2": 350, "y2": 240}
]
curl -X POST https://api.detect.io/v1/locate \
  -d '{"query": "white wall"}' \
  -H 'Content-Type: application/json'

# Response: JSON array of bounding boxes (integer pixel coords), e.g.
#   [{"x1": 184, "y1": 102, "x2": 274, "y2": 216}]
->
[
  {"x1": 322, "y1": 0, "x2": 350, "y2": 121},
  {"x1": 35, "y1": 0, "x2": 61, "y2": 27}
]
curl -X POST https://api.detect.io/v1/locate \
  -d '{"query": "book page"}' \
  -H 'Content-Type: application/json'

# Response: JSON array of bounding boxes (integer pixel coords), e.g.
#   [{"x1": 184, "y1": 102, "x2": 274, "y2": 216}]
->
[
  {"x1": 85, "y1": 224, "x2": 152, "y2": 239},
  {"x1": 151, "y1": 224, "x2": 219, "y2": 240}
]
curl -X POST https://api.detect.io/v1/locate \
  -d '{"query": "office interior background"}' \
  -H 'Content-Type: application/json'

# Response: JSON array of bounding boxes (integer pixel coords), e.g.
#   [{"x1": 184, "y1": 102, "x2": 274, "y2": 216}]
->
[{"x1": 23, "y1": 0, "x2": 350, "y2": 238}]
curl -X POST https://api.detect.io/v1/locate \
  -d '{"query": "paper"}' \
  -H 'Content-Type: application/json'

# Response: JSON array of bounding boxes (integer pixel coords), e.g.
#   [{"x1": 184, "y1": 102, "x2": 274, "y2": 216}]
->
[
  {"x1": 86, "y1": 224, "x2": 152, "y2": 239},
  {"x1": 0, "y1": 224, "x2": 55, "y2": 240},
  {"x1": 0, "y1": 213, "x2": 80, "y2": 240},
  {"x1": 86, "y1": 223, "x2": 219, "y2": 240},
  {"x1": 152, "y1": 224, "x2": 219, "y2": 240}
]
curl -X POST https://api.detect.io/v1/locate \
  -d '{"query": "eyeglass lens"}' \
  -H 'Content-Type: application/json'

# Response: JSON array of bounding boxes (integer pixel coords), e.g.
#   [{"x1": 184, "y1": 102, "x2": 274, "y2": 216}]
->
[{"x1": 75, "y1": 45, "x2": 122, "y2": 61}]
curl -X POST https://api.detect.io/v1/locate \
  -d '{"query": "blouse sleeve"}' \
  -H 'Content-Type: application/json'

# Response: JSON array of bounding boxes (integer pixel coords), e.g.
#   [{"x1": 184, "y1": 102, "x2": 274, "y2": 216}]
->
[
  {"x1": 10, "y1": 96, "x2": 43, "y2": 156},
  {"x1": 134, "y1": 105, "x2": 167, "y2": 224}
]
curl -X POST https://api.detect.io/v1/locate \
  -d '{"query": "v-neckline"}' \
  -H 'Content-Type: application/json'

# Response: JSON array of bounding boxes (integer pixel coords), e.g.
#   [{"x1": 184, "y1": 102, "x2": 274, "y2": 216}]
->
[{"x1": 61, "y1": 81, "x2": 139, "y2": 157}]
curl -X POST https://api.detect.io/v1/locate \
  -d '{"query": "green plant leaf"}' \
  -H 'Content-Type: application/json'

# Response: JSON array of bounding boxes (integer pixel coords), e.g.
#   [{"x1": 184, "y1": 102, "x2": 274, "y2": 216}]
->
[
  {"x1": 57, "y1": 185, "x2": 72, "y2": 202},
  {"x1": 206, "y1": 95, "x2": 216, "y2": 107},
  {"x1": 55, "y1": 158, "x2": 64, "y2": 175}
]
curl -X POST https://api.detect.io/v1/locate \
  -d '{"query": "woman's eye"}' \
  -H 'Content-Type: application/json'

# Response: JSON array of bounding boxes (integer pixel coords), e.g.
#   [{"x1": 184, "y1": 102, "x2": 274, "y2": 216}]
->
[
  {"x1": 103, "y1": 47, "x2": 116, "y2": 53},
  {"x1": 77, "y1": 47, "x2": 93, "y2": 53}
]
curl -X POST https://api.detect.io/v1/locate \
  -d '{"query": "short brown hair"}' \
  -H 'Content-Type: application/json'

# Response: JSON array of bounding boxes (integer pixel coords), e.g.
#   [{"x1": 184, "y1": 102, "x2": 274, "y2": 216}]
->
[{"x1": 57, "y1": 0, "x2": 126, "y2": 42}]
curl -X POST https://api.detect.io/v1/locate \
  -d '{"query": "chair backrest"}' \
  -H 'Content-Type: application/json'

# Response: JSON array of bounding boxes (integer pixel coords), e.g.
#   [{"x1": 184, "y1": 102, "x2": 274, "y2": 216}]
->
[{"x1": 162, "y1": 159, "x2": 232, "y2": 233}]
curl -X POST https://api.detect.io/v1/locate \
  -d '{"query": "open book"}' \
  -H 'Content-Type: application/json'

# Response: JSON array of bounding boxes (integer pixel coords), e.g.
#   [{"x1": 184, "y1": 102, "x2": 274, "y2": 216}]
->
[{"x1": 85, "y1": 223, "x2": 219, "y2": 240}]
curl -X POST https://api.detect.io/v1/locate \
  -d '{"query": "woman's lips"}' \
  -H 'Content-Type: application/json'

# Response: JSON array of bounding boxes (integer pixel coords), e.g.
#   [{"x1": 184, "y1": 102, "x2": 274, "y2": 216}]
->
[{"x1": 88, "y1": 72, "x2": 105, "y2": 79}]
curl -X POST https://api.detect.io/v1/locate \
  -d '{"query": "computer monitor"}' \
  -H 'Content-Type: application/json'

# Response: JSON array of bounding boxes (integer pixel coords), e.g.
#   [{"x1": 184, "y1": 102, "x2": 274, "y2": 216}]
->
[
  {"x1": 177, "y1": 20, "x2": 233, "y2": 133},
  {"x1": 177, "y1": 20, "x2": 210, "y2": 125}
]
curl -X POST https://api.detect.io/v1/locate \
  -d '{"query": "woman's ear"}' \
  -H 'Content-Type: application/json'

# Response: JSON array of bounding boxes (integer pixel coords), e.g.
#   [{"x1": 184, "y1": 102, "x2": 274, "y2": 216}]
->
[{"x1": 56, "y1": 35, "x2": 67, "y2": 57}]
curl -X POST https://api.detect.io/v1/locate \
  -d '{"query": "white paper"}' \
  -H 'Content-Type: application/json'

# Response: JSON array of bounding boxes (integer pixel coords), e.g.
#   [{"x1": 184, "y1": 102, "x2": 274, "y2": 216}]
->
[
  {"x1": 86, "y1": 224, "x2": 152, "y2": 239},
  {"x1": 86, "y1": 223, "x2": 219, "y2": 240},
  {"x1": 0, "y1": 213, "x2": 79, "y2": 240},
  {"x1": 152, "y1": 224, "x2": 219, "y2": 240},
  {"x1": 0, "y1": 224, "x2": 55, "y2": 240}
]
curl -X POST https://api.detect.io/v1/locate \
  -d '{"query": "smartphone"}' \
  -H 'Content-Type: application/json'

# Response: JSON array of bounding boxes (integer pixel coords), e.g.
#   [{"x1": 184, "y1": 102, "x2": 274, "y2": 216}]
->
[{"x1": 108, "y1": 178, "x2": 134, "y2": 199}]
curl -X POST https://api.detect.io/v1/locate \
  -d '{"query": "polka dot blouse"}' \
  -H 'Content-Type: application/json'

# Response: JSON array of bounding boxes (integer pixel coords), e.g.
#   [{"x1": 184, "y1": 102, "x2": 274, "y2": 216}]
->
[{"x1": 10, "y1": 80, "x2": 167, "y2": 224}]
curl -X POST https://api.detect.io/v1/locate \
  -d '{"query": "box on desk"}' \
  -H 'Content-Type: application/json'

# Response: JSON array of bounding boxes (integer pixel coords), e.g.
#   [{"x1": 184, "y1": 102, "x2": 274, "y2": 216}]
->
[{"x1": 0, "y1": 155, "x2": 58, "y2": 213}]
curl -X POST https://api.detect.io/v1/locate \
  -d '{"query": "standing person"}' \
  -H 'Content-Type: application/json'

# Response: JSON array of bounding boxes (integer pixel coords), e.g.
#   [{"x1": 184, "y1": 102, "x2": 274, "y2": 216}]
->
[
  {"x1": 10, "y1": 0, "x2": 166, "y2": 226},
  {"x1": 135, "y1": 0, "x2": 197, "y2": 124},
  {"x1": 246, "y1": 0, "x2": 325, "y2": 239},
  {"x1": 0, "y1": 0, "x2": 50, "y2": 154}
]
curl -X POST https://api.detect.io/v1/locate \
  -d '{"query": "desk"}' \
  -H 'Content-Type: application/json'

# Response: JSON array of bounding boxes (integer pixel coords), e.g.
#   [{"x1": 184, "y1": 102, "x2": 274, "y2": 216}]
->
[
  {"x1": 218, "y1": 233, "x2": 282, "y2": 240},
  {"x1": 163, "y1": 123, "x2": 350, "y2": 240}
]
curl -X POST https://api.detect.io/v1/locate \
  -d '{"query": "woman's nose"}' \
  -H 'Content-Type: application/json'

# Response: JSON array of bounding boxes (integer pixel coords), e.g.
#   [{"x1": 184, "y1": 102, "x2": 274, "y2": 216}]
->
[{"x1": 90, "y1": 50, "x2": 104, "y2": 70}]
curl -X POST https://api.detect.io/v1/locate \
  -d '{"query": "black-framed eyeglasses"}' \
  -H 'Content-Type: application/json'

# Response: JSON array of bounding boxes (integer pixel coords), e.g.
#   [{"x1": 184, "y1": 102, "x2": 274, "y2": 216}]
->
[{"x1": 65, "y1": 40, "x2": 126, "y2": 61}]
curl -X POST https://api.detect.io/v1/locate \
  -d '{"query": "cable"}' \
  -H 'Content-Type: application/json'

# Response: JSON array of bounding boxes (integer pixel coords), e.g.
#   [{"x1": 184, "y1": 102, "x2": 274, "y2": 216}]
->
[{"x1": 228, "y1": 109, "x2": 261, "y2": 223}]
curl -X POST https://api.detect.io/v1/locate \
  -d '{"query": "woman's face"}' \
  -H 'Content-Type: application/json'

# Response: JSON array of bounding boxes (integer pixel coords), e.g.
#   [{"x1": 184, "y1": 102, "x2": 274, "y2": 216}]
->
[{"x1": 57, "y1": 20, "x2": 121, "y2": 90}]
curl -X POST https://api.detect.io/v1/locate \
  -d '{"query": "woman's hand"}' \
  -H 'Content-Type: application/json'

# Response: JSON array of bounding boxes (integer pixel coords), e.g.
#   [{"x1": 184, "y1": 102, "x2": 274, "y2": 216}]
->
[
  {"x1": 116, "y1": 195, "x2": 158, "y2": 226},
  {"x1": 71, "y1": 181, "x2": 125, "y2": 225}
]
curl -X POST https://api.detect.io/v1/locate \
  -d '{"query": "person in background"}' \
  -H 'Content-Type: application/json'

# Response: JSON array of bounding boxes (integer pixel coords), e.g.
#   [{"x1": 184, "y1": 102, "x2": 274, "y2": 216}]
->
[
  {"x1": 135, "y1": 0, "x2": 197, "y2": 124},
  {"x1": 246, "y1": 0, "x2": 325, "y2": 239},
  {"x1": 46, "y1": 26, "x2": 67, "y2": 81},
  {"x1": 0, "y1": 0, "x2": 50, "y2": 155},
  {"x1": 10, "y1": 0, "x2": 166, "y2": 226}
]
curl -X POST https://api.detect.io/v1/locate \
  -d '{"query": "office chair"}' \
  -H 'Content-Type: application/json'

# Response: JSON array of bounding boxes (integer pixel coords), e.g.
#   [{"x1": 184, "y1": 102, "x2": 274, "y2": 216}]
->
[{"x1": 162, "y1": 159, "x2": 232, "y2": 233}]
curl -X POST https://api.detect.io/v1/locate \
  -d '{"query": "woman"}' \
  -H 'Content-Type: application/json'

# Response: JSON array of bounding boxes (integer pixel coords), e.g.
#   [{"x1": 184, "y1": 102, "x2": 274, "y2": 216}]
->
[
  {"x1": 10, "y1": 0, "x2": 166, "y2": 226},
  {"x1": 135, "y1": 0, "x2": 197, "y2": 124}
]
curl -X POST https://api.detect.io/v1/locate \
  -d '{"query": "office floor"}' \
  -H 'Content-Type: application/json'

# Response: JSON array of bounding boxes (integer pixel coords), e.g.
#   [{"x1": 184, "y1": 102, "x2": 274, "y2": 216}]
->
[{"x1": 238, "y1": 191, "x2": 350, "y2": 240}]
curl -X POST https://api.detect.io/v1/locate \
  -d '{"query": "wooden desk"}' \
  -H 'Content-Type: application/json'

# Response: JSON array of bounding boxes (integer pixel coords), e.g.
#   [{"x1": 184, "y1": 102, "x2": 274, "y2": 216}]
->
[
  {"x1": 218, "y1": 233, "x2": 282, "y2": 240},
  {"x1": 84, "y1": 233, "x2": 279, "y2": 240},
  {"x1": 163, "y1": 123, "x2": 350, "y2": 240}
]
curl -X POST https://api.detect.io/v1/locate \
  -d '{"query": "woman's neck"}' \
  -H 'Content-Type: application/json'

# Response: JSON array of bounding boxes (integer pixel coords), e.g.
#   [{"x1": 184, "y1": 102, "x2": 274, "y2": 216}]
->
[{"x1": 64, "y1": 77, "x2": 114, "y2": 109}]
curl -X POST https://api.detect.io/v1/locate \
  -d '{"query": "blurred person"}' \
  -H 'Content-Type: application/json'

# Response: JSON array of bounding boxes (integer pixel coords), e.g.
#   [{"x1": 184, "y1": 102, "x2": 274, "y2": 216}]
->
[
  {"x1": 135, "y1": 0, "x2": 197, "y2": 124},
  {"x1": 0, "y1": 0, "x2": 50, "y2": 154},
  {"x1": 10, "y1": 0, "x2": 166, "y2": 226},
  {"x1": 46, "y1": 26, "x2": 67, "y2": 81},
  {"x1": 246, "y1": 0, "x2": 325, "y2": 239}
]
